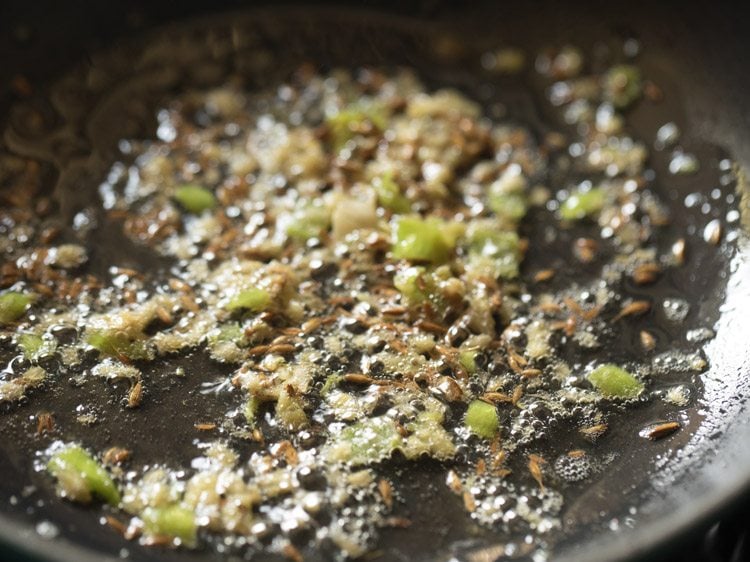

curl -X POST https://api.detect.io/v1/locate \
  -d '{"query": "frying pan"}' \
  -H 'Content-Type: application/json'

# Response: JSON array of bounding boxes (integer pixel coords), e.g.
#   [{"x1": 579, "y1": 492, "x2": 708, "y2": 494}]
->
[{"x1": 1, "y1": 1, "x2": 750, "y2": 561}]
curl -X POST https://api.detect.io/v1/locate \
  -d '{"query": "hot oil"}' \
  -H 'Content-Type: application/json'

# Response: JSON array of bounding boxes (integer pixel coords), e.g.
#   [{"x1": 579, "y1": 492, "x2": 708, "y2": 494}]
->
[{"x1": 0, "y1": 10, "x2": 743, "y2": 562}]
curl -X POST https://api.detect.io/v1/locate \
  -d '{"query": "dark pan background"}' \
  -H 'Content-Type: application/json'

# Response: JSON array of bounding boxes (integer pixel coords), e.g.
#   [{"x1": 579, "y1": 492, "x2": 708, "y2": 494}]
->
[{"x1": 1, "y1": 2, "x2": 750, "y2": 562}]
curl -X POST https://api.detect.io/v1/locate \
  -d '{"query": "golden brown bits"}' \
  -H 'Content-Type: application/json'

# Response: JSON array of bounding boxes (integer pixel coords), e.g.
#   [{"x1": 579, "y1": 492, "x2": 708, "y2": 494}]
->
[
  {"x1": 103, "y1": 447, "x2": 131, "y2": 465},
  {"x1": 613, "y1": 300, "x2": 651, "y2": 321},
  {"x1": 511, "y1": 385, "x2": 524, "y2": 406},
  {"x1": 536, "y1": 301, "x2": 563, "y2": 315},
  {"x1": 343, "y1": 373, "x2": 374, "y2": 385},
  {"x1": 272, "y1": 440, "x2": 299, "y2": 466},
  {"x1": 395, "y1": 420, "x2": 410, "y2": 438},
  {"x1": 383, "y1": 516, "x2": 412, "y2": 528},
  {"x1": 378, "y1": 478, "x2": 393, "y2": 509},
  {"x1": 141, "y1": 535, "x2": 173, "y2": 547},
  {"x1": 435, "y1": 376, "x2": 463, "y2": 402},
  {"x1": 567, "y1": 449, "x2": 586, "y2": 459},
  {"x1": 631, "y1": 263, "x2": 662, "y2": 285},
  {"x1": 533, "y1": 269, "x2": 556, "y2": 283},
  {"x1": 328, "y1": 295, "x2": 355, "y2": 307},
  {"x1": 127, "y1": 381, "x2": 143, "y2": 409},
  {"x1": 481, "y1": 392, "x2": 513, "y2": 404},
  {"x1": 168, "y1": 278, "x2": 192, "y2": 293},
  {"x1": 520, "y1": 368, "x2": 542, "y2": 379},
  {"x1": 462, "y1": 490, "x2": 477, "y2": 512},
  {"x1": 579, "y1": 423, "x2": 608, "y2": 441},
  {"x1": 672, "y1": 238, "x2": 687, "y2": 265},
  {"x1": 155, "y1": 306, "x2": 173, "y2": 325},
  {"x1": 573, "y1": 237, "x2": 599, "y2": 263},
  {"x1": 247, "y1": 344, "x2": 271, "y2": 357},
  {"x1": 528, "y1": 454, "x2": 546, "y2": 491},
  {"x1": 252, "y1": 428, "x2": 265, "y2": 445},
  {"x1": 281, "y1": 544, "x2": 304, "y2": 562},
  {"x1": 300, "y1": 317, "x2": 323, "y2": 334},
  {"x1": 104, "y1": 515, "x2": 128, "y2": 536},
  {"x1": 446, "y1": 470, "x2": 463, "y2": 495},
  {"x1": 416, "y1": 319, "x2": 447, "y2": 336},
  {"x1": 491, "y1": 450, "x2": 510, "y2": 476},
  {"x1": 381, "y1": 306, "x2": 408, "y2": 316},
  {"x1": 301, "y1": 316, "x2": 336, "y2": 334},
  {"x1": 643, "y1": 80, "x2": 664, "y2": 102},
  {"x1": 39, "y1": 226, "x2": 61, "y2": 245},
  {"x1": 194, "y1": 422, "x2": 217, "y2": 431},
  {"x1": 476, "y1": 458, "x2": 487, "y2": 476},
  {"x1": 388, "y1": 339, "x2": 407, "y2": 353},
  {"x1": 36, "y1": 412, "x2": 54, "y2": 435},
  {"x1": 639, "y1": 421, "x2": 681, "y2": 441},
  {"x1": 267, "y1": 343, "x2": 296, "y2": 355},
  {"x1": 640, "y1": 330, "x2": 656, "y2": 351}
]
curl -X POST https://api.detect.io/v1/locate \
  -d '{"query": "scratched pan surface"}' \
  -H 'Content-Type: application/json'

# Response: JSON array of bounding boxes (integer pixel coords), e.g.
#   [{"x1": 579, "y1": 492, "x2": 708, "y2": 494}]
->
[{"x1": 1, "y1": 2, "x2": 750, "y2": 562}]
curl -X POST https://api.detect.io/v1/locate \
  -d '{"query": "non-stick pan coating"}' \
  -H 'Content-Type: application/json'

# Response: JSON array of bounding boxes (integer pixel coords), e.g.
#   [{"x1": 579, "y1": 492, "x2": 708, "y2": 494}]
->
[{"x1": 1, "y1": 2, "x2": 750, "y2": 562}]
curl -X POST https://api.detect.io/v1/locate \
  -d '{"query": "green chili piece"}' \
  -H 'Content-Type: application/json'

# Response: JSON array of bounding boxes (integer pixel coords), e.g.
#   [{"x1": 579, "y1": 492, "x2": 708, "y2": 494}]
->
[
  {"x1": 338, "y1": 417, "x2": 402, "y2": 465},
  {"x1": 392, "y1": 217, "x2": 452, "y2": 264},
  {"x1": 48, "y1": 445, "x2": 120, "y2": 506},
  {"x1": 467, "y1": 226, "x2": 522, "y2": 279},
  {"x1": 141, "y1": 504, "x2": 197, "y2": 545},
  {"x1": 327, "y1": 102, "x2": 388, "y2": 151},
  {"x1": 226, "y1": 288, "x2": 271, "y2": 313},
  {"x1": 488, "y1": 192, "x2": 528, "y2": 222},
  {"x1": 587, "y1": 364, "x2": 644, "y2": 398},
  {"x1": 0, "y1": 292, "x2": 35, "y2": 325},
  {"x1": 286, "y1": 205, "x2": 330, "y2": 241},
  {"x1": 86, "y1": 329, "x2": 150, "y2": 360},
  {"x1": 393, "y1": 267, "x2": 427, "y2": 304},
  {"x1": 459, "y1": 350, "x2": 478, "y2": 374},
  {"x1": 560, "y1": 188, "x2": 605, "y2": 221},
  {"x1": 320, "y1": 374, "x2": 342, "y2": 395},
  {"x1": 465, "y1": 400, "x2": 499, "y2": 439},
  {"x1": 244, "y1": 395, "x2": 260, "y2": 426},
  {"x1": 603, "y1": 65, "x2": 643, "y2": 109},
  {"x1": 374, "y1": 173, "x2": 411, "y2": 214},
  {"x1": 174, "y1": 185, "x2": 217, "y2": 214},
  {"x1": 18, "y1": 333, "x2": 44, "y2": 359}
]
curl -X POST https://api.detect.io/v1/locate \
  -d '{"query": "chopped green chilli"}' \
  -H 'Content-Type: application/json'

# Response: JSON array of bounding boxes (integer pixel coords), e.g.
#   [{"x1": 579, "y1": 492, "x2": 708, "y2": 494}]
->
[
  {"x1": 588, "y1": 364, "x2": 644, "y2": 398},
  {"x1": 560, "y1": 188, "x2": 606, "y2": 221},
  {"x1": 226, "y1": 288, "x2": 271, "y2": 312},
  {"x1": 141, "y1": 505, "x2": 197, "y2": 545},
  {"x1": 0, "y1": 292, "x2": 34, "y2": 325},
  {"x1": 392, "y1": 216, "x2": 453, "y2": 263},
  {"x1": 465, "y1": 400, "x2": 500, "y2": 439},
  {"x1": 174, "y1": 185, "x2": 217, "y2": 214},
  {"x1": 47, "y1": 444, "x2": 120, "y2": 506}
]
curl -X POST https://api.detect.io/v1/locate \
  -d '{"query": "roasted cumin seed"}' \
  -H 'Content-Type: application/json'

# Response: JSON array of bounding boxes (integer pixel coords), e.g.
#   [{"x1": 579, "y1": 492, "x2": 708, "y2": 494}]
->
[
  {"x1": 640, "y1": 330, "x2": 656, "y2": 351},
  {"x1": 533, "y1": 269, "x2": 556, "y2": 283},
  {"x1": 103, "y1": 447, "x2": 131, "y2": 465},
  {"x1": 613, "y1": 300, "x2": 651, "y2": 321},
  {"x1": 528, "y1": 454, "x2": 546, "y2": 491},
  {"x1": 672, "y1": 238, "x2": 687, "y2": 265},
  {"x1": 378, "y1": 478, "x2": 393, "y2": 509},
  {"x1": 639, "y1": 421, "x2": 681, "y2": 441},
  {"x1": 127, "y1": 381, "x2": 143, "y2": 409},
  {"x1": 631, "y1": 263, "x2": 661, "y2": 285},
  {"x1": 446, "y1": 470, "x2": 463, "y2": 494},
  {"x1": 579, "y1": 423, "x2": 608, "y2": 440},
  {"x1": 36, "y1": 411, "x2": 54, "y2": 435}
]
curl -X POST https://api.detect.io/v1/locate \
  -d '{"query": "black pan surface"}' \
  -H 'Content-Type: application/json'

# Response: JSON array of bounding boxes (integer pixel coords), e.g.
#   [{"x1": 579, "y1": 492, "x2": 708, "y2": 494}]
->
[{"x1": 1, "y1": 2, "x2": 750, "y2": 562}]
